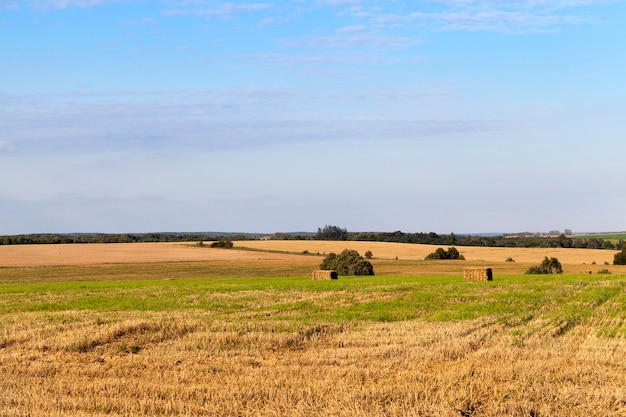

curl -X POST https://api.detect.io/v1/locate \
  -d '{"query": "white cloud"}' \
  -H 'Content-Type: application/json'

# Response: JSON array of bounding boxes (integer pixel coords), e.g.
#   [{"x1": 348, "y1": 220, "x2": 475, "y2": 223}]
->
[
  {"x1": 242, "y1": 51, "x2": 393, "y2": 67},
  {"x1": 0, "y1": 141, "x2": 16, "y2": 153},
  {"x1": 1, "y1": 1, "x2": 22, "y2": 10},
  {"x1": 161, "y1": 1, "x2": 271, "y2": 19},
  {"x1": 283, "y1": 25, "x2": 420, "y2": 49},
  {"x1": 28, "y1": 0, "x2": 131, "y2": 10},
  {"x1": 335, "y1": 1, "x2": 611, "y2": 33},
  {"x1": 405, "y1": 10, "x2": 569, "y2": 33},
  {"x1": 198, "y1": 2, "x2": 269, "y2": 17},
  {"x1": 0, "y1": 86, "x2": 504, "y2": 157}
]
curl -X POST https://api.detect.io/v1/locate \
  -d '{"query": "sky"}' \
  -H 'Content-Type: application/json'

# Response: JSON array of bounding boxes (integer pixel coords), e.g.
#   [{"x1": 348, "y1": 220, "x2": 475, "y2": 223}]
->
[{"x1": 1, "y1": 0, "x2": 625, "y2": 235}]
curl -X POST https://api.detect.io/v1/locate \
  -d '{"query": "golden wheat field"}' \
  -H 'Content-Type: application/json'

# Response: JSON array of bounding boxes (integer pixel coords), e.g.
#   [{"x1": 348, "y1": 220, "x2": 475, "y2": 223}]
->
[
  {"x1": 0, "y1": 240, "x2": 620, "y2": 272},
  {"x1": 235, "y1": 240, "x2": 620, "y2": 267},
  {"x1": 1, "y1": 241, "x2": 626, "y2": 416}
]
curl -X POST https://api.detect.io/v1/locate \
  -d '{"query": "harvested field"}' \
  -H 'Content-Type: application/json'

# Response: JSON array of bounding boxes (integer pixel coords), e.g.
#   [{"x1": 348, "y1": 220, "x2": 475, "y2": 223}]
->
[
  {"x1": 0, "y1": 242, "x2": 304, "y2": 267},
  {"x1": 1, "y1": 242, "x2": 624, "y2": 278},
  {"x1": 1, "y1": 272, "x2": 626, "y2": 416},
  {"x1": 235, "y1": 240, "x2": 619, "y2": 265}
]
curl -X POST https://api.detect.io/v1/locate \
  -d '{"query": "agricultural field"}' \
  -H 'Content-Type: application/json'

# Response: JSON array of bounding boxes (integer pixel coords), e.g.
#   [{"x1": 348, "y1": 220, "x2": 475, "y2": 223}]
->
[
  {"x1": 1, "y1": 242, "x2": 626, "y2": 416},
  {"x1": 574, "y1": 233, "x2": 626, "y2": 243}
]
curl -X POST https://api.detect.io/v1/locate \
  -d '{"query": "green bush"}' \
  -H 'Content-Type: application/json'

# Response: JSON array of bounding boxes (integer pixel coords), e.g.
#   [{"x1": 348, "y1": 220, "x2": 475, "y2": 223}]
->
[
  {"x1": 424, "y1": 247, "x2": 465, "y2": 260},
  {"x1": 614, "y1": 247, "x2": 626, "y2": 265},
  {"x1": 320, "y1": 249, "x2": 374, "y2": 276},
  {"x1": 210, "y1": 240, "x2": 233, "y2": 248},
  {"x1": 525, "y1": 257, "x2": 563, "y2": 274}
]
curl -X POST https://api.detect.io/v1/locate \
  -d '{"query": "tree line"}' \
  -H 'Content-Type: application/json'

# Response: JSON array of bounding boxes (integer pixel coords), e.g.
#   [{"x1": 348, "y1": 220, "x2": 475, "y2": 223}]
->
[
  {"x1": 0, "y1": 233, "x2": 256, "y2": 245},
  {"x1": 1, "y1": 228, "x2": 623, "y2": 251},
  {"x1": 309, "y1": 226, "x2": 624, "y2": 250}
]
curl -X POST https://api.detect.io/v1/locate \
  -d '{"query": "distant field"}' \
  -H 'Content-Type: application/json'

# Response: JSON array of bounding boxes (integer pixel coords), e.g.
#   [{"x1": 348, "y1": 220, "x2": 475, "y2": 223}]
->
[
  {"x1": 1, "y1": 242, "x2": 626, "y2": 416},
  {"x1": 1, "y1": 241, "x2": 624, "y2": 278},
  {"x1": 0, "y1": 242, "x2": 304, "y2": 267},
  {"x1": 574, "y1": 233, "x2": 626, "y2": 243},
  {"x1": 235, "y1": 240, "x2": 620, "y2": 267}
]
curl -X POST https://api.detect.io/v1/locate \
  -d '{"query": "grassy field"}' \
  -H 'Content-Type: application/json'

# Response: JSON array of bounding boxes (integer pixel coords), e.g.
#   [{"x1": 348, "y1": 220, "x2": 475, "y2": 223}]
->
[
  {"x1": 1, "y1": 242, "x2": 626, "y2": 416},
  {"x1": 574, "y1": 233, "x2": 626, "y2": 243}
]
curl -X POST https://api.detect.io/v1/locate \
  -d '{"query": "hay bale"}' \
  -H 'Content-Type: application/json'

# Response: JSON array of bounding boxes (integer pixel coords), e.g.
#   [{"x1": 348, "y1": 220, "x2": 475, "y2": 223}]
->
[
  {"x1": 312, "y1": 270, "x2": 338, "y2": 280},
  {"x1": 464, "y1": 268, "x2": 493, "y2": 281}
]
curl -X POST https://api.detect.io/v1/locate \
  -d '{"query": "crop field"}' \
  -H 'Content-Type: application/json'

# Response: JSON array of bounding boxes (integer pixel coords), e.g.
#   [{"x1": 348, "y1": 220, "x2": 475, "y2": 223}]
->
[
  {"x1": 1, "y1": 242, "x2": 626, "y2": 416},
  {"x1": 574, "y1": 233, "x2": 626, "y2": 243}
]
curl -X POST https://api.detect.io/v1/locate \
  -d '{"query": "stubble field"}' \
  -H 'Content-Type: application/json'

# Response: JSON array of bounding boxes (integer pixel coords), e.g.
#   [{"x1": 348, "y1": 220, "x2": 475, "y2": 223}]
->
[{"x1": 1, "y1": 241, "x2": 626, "y2": 416}]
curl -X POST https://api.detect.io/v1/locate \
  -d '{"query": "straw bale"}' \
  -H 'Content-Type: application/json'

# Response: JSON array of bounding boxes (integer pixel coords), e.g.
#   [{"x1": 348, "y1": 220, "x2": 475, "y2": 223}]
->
[
  {"x1": 312, "y1": 270, "x2": 338, "y2": 280},
  {"x1": 464, "y1": 267, "x2": 493, "y2": 281}
]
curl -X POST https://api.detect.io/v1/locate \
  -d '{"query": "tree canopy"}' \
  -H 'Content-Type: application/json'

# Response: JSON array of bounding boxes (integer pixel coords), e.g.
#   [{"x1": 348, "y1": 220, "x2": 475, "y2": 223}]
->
[
  {"x1": 425, "y1": 247, "x2": 465, "y2": 260},
  {"x1": 320, "y1": 249, "x2": 374, "y2": 276},
  {"x1": 614, "y1": 247, "x2": 626, "y2": 265},
  {"x1": 525, "y1": 257, "x2": 563, "y2": 274},
  {"x1": 316, "y1": 225, "x2": 349, "y2": 241}
]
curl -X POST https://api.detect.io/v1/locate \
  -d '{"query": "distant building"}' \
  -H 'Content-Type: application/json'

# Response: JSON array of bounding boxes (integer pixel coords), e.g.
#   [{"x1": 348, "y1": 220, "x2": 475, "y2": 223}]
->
[{"x1": 564, "y1": 229, "x2": 573, "y2": 236}]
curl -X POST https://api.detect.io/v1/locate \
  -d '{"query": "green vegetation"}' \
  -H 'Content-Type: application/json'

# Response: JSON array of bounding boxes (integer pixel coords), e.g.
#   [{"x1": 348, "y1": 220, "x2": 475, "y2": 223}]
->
[
  {"x1": 320, "y1": 249, "x2": 374, "y2": 276},
  {"x1": 425, "y1": 247, "x2": 465, "y2": 260},
  {"x1": 614, "y1": 246, "x2": 626, "y2": 265},
  {"x1": 525, "y1": 257, "x2": 563, "y2": 274},
  {"x1": 2, "y1": 271, "x2": 625, "y2": 336},
  {"x1": 3, "y1": 228, "x2": 624, "y2": 251},
  {"x1": 316, "y1": 225, "x2": 349, "y2": 241},
  {"x1": 575, "y1": 233, "x2": 626, "y2": 243},
  {"x1": 210, "y1": 239, "x2": 234, "y2": 248}
]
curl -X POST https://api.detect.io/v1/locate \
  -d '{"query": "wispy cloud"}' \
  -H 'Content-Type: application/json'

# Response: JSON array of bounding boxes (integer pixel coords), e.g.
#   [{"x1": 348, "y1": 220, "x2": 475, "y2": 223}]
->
[
  {"x1": 327, "y1": 0, "x2": 612, "y2": 33},
  {"x1": 283, "y1": 25, "x2": 420, "y2": 49},
  {"x1": 197, "y1": 2, "x2": 269, "y2": 18},
  {"x1": 27, "y1": 0, "x2": 131, "y2": 11},
  {"x1": 403, "y1": 10, "x2": 585, "y2": 33},
  {"x1": 121, "y1": 17, "x2": 157, "y2": 26},
  {"x1": 1, "y1": 86, "x2": 499, "y2": 156},
  {"x1": 242, "y1": 51, "x2": 389, "y2": 67},
  {"x1": 0, "y1": 141, "x2": 16, "y2": 153},
  {"x1": 162, "y1": 1, "x2": 271, "y2": 18}
]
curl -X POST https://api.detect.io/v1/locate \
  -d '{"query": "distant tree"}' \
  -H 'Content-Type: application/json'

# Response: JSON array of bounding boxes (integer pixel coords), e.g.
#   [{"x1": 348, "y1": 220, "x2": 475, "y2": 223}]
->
[
  {"x1": 557, "y1": 233, "x2": 573, "y2": 248},
  {"x1": 614, "y1": 247, "x2": 626, "y2": 265},
  {"x1": 210, "y1": 240, "x2": 233, "y2": 248},
  {"x1": 525, "y1": 257, "x2": 563, "y2": 274},
  {"x1": 316, "y1": 225, "x2": 348, "y2": 241},
  {"x1": 320, "y1": 249, "x2": 374, "y2": 276},
  {"x1": 602, "y1": 240, "x2": 616, "y2": 250},
  {"x1": 364, "y1": 250, "x2": 373, "y2": 259},
  {"x1": 425, "y1": 247, "x2": 465, "y2": 260}
]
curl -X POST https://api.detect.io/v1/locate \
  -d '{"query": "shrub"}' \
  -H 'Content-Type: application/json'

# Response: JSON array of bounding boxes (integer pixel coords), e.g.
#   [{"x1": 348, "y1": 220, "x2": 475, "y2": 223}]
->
[
  {"x1": 597, "y1": 268, "x2": 612, "y2": 274},
  {"x1": 210, "y1": 240, "x2": 233, "y2": 248},
  {"x1": 425, "y1": 247, "x2": 465, "y2": 260},
  {"x1": 320, "y1": 249, "x2": 374, "y2": 276},
  {"x1": 505, "y1": 257, "x2": 515, "y2": 262},
  {"x1": 614, "y1": 247, "x2": 626, "y2": 265},
  {"x1": 525, "y1": 257, "x2": 563, "y2": 274},
  {"x1": 364, "y1": 250, "x2": 373, "y2": 259}
]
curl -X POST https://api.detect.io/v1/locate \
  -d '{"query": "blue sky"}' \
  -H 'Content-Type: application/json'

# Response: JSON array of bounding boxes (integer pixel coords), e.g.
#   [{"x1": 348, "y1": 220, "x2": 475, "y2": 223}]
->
[{"x1": 1, "y1": 0, "x2": 625, "y2": 235}]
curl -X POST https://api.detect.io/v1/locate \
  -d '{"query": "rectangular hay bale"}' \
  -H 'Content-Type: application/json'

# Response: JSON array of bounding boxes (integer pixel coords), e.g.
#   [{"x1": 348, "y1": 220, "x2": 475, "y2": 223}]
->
[
  {"x1": 312, "y1": 270, "x2": 338, "y2": 280},
  {"x1": 464, "y1": 267, "x2": 493, "y2": 281}
]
